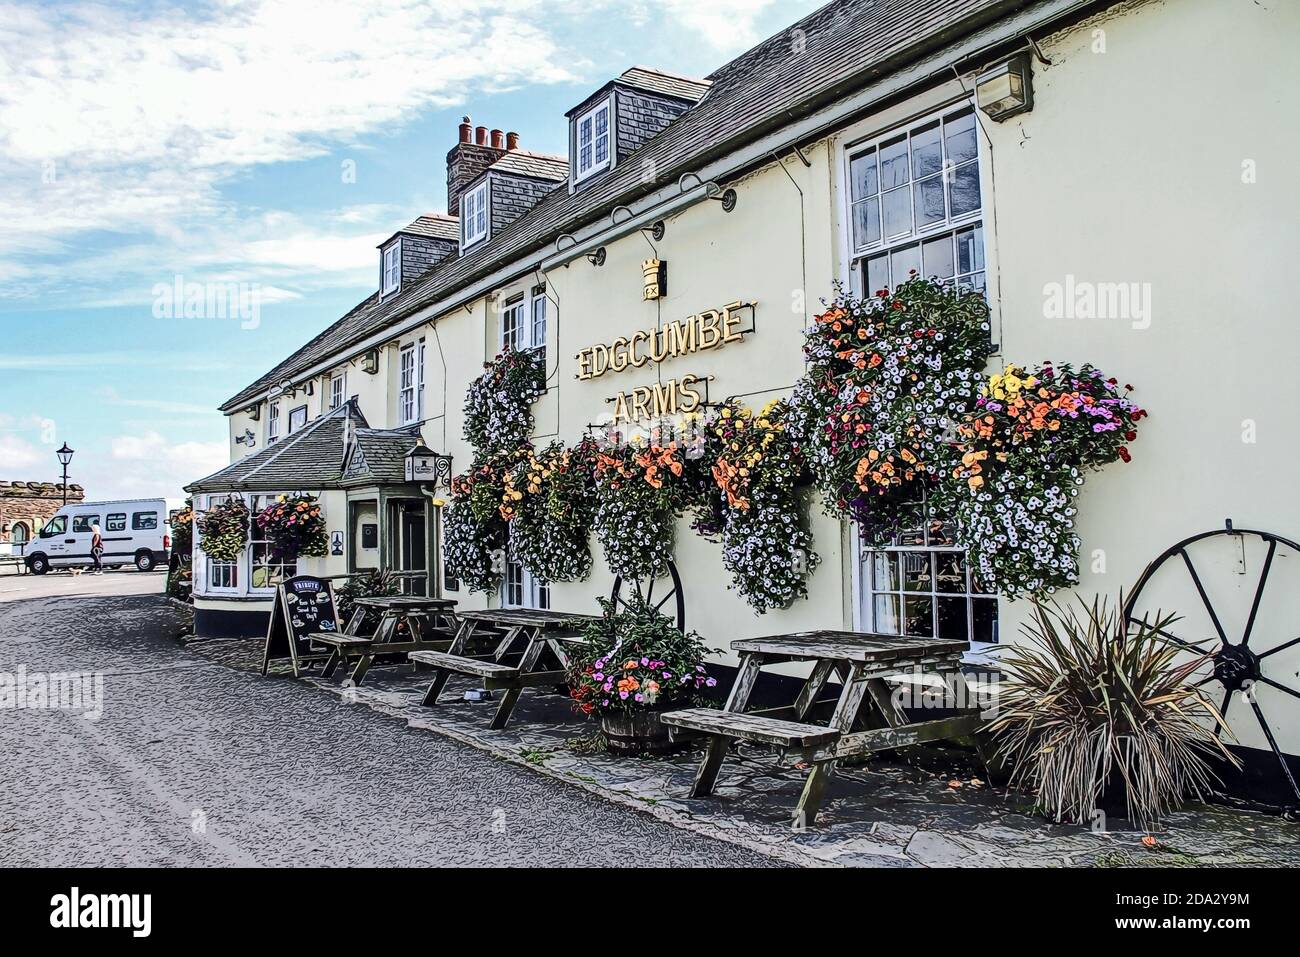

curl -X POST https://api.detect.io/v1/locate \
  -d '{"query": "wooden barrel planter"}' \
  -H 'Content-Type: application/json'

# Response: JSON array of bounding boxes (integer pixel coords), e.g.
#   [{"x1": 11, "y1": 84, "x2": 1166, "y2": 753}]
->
[{"x1": 601, "y1": 709, "x2": 682, "y2": 757}]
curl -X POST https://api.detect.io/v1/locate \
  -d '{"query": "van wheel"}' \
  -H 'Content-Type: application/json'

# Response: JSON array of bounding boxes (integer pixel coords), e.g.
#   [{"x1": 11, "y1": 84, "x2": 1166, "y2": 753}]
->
[
  {"x1": 28, "y1": 554, "x2": 50, "y2": 575},
  {"x1": 135, "y1": 552, "x2": 156, "y2": 572}
]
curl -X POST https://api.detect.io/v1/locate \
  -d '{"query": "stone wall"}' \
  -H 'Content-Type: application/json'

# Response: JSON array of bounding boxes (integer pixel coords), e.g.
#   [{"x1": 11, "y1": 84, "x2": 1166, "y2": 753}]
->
[{"x1": 0, "y1": 481, "x2": 84, "y2": 544}]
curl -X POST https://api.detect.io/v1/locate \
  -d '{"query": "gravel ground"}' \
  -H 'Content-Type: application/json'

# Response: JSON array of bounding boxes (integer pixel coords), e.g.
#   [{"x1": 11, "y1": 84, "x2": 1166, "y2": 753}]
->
[{"x1": 0, "y1": 571, "x2": 776, "y2": 866}]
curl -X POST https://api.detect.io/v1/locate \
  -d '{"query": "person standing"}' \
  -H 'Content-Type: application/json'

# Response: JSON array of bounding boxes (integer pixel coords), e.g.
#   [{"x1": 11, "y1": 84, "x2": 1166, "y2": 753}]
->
[{"x1": 90, "y1": 523, "x2": 104, "y2": 575}]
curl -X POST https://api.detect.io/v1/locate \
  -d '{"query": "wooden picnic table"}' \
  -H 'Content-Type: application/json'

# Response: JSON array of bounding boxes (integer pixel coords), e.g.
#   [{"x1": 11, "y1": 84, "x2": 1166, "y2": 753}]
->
[
  {"x1": 315, "y1": 595, "x2": 459, "y2": 686},
  {"x1": 411, "y1": 608, "x2": 601, "y2": 730},
  {"x1": 662, "y1": 630, "x2": 986, "y2": 827}
]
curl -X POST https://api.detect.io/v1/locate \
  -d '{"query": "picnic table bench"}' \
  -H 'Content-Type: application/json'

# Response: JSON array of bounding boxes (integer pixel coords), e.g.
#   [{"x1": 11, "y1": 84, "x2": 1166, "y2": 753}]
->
[
  {"x1": 314, "y1": 596, "x2": 458, "y2": 686},
  {"x1": 411, "y1": 608, "x2": 601, "y2": 730},
  {"x1": 662, "y1": 631, "x2": 987, "y2": 827}
]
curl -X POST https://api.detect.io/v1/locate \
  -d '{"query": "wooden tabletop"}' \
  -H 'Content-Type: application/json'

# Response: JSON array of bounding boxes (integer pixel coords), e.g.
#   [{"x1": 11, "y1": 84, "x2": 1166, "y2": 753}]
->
[
  {"x1": 459, "y1": 608, "x2": 603, "y2": 629},
  {"x1": 731, "y1": 630, "x2": 968, "y2": 663},
  {"x1": 353, "y1": 596, "x2": 458, "y2": 610}
]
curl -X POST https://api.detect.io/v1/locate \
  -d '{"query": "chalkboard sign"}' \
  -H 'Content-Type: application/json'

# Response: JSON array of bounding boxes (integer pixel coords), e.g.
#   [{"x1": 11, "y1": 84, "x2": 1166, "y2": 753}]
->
[{"x1": 260, "y1": 575, "x2": 340, "y2": 677}]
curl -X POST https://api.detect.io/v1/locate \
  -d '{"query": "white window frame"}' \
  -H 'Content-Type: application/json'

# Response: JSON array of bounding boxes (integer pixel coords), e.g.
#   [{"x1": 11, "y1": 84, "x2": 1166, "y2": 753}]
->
[
  {"x1": 416, "y1": 338, "x2": 426, "y2": 421},
  {"x1": 288, "y1": 405, "x2": 307, "y2": 434},
  {"x1": 201, "y1": 495, "x2": 241, "y2": 593},
  {"x1": 842, "y1": 104, "x2": 987, "y2": 300},
  {"x1": 461, "y1": 181, "x2": 488, "y2": 250},
  {"x1": 267, "y1": 403, "x2": 281, "y2": 444},
  {"x1": 573, "y1": 97, "x2": 612, "y2": 184},
  {"x1": 382, "y1": 240, "x2": 402, "y2": 297},
  {"x1": 329, "y1": 371, "x2": 346, "y2": 410},
  {"x1": 502, "y1": 530, "x2": 549, "y2": 610},
  {"x1": 498, "y1": 285, "x2": 547, "y2": 353},
  {"x1": 248, "y1": 493, "x2": 298, "y2": 593},
  {"x1": 399, "y1": 342, "x2": 418, "y2": 425}
]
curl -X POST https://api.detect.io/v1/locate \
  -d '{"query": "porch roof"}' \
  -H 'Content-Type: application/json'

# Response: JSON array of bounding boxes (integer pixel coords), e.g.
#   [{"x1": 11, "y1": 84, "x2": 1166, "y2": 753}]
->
[{"x1": 187, "y1": 401, "x2": 423, "y2": 493}]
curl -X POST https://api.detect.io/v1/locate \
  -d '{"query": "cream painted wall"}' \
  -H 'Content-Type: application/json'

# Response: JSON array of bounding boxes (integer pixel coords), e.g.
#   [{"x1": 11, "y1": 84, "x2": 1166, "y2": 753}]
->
[{"x1": 963, "y1": 0, "x2": 1300, "y2": 753}]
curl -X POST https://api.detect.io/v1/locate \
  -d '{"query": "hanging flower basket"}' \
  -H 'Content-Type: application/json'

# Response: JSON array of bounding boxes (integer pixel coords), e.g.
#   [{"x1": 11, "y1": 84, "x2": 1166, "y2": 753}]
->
[
  {"x1": 197, "y1": 496, "x2": 250, "y2": 563},
  {"x1": 254, "y1": 493, "x2": 329, "y2": 561},
  {"x1": 463, "y1": 348, "x2": 546, "y2": 455}
]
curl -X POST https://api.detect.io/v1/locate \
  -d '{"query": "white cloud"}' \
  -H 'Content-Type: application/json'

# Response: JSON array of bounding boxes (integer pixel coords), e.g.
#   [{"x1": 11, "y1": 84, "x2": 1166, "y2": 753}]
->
[
  {"x1": 101, "y1": 430, "x2": 227, "y2": 501},
  {"x1": 644, "y1": 0, "x2": 783, "y2": 52},
  {"x1": 0, "y1": 433, "x2": 44, "y2": 472}
]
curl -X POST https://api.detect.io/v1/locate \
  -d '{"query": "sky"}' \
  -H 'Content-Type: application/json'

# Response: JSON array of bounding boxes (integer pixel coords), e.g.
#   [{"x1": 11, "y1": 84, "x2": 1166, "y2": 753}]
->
[{"x1": 0, "y1": 0, "x2": 825, "y2": 507}]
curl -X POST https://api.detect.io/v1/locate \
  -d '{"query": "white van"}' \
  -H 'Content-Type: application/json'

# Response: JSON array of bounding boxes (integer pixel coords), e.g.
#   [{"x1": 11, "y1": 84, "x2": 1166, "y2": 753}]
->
[{"x1": 26, "y1": 498, "x2": 170, "y2": 574}]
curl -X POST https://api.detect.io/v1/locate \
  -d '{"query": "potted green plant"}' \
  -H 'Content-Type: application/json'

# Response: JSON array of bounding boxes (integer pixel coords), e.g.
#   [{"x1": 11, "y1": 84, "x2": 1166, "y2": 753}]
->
[
  {"x1": 566, "y1": 595, "x2": 718, "y2": 756},
  {"x1": 987, "y1": 595, "x2": 1238, "y2": 829}
]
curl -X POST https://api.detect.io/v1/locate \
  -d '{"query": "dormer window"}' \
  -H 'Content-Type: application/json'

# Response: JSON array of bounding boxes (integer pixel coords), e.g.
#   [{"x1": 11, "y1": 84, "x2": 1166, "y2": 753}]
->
[
  {"x1": 382, "y1": 241, "x2": 401, "y2": 297},
  {"x1": 461, "y1": 181, "x2": 488, "y2": 250},
  {"x1": 574, "y1": 98, "x2": 612, "y2": 184}
]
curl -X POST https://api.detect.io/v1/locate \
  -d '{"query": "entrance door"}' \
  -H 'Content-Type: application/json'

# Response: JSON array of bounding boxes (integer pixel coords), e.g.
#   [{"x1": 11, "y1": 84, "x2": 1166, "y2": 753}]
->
[{"x1": 388, "y1": 499, "x2": 428, "y2": 595}]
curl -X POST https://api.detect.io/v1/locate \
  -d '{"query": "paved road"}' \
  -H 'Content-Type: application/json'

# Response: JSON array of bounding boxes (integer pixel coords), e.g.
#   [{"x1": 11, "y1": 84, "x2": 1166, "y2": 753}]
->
[{"x1": 0, "y1": 571, "x2": 773, "y2": 866}]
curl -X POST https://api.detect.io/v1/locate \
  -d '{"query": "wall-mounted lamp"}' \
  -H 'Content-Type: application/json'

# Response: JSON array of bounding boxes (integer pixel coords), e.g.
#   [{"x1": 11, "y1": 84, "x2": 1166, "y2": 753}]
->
[
  {"x1": 362, "y1": 349, "x2": 381, "y2": 375},
  {"x1": 976, "y1": 51, "x2": 1033, "y2": 121},
  {"x1": 405, "y1": 443, "x2": 453, "y2": 489},
  {"x1": 234, "y1": 429, "x2": 256, "y2": 447},
  {"x1": 587, "y1": 247, "x2": 607, "y2": 267}
]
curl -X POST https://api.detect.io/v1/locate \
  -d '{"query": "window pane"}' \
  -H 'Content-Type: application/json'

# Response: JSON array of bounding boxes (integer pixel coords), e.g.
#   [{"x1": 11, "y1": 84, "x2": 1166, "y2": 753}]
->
[
  {"x1": 910, "y1": 121, "x2": 943, "y2": 179},
  {"x1": 904, "y1": 595, "x2": 934, "y2": 637},
  {"x1": 850, "y1": 149, "x2": 878, "y2": 201},
  {"x1": 959, "y1": 272, "x2": 986, "y2": 295},
  {"x1": 870, "y1": 551, "x2": 899, "y2": 591},
  {"x1": 889, "y1": 242, "x2": 921, "y2": 286},
  {"x1": 873, "y1": 595, "x2": 901, "y2": 634},
  {"x1": 934, "y1": 553, "x2": 966, "y2": 592},
  {"x1": 937, "y1": 597, "x2": 970, "y2": 640},
  {"x1": 944, "y1": 110, "x2": 978, "y2": 165},
  {"x1": 956, "y1": 225, "x2": 984, "y2": 274},
  {"x1": 948, "y1": 161, "x2": 981, "y2": 217},
  {"x1": 901, "y1": 551, "x2": 932, "y2": 592},
  {"x1": 133, "y1": 512, "x2": 158, "y2": 530},
  {"x1": 880, "y1": 135, "x2": 909, "y2": 189},
  {"x1": 921, "y1": 233, "x2": 955, "y2": 281},
  {"x1": 972, "y1": 598, "x2": 998, "y2": 643},
  {"x1": 882, "y1": 185, "x2": 911, "y2": 238},
  {"x1": 914, "y1": 174, "x2": 946, "y2": 228},
  {"x1": 865, "y1": 253, "x2": 890, "y2": 297},
  {"x1": 852, "y1": 197, "x2": 880, "y2": 249}
]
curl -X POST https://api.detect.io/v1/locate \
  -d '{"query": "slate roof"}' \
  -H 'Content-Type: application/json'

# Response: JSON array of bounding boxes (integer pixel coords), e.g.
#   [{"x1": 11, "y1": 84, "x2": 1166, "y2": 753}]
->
[
  {"x1": 188, "y1": 402, "x2": 421, "y2": 492},
  {"x1": 488, "y1": 150, "x2": 568, "y2": 182},
  {"x1": 343, "y1": 427, "x2": 425, "y2": 487},
  {"x1": 220, "y1": 0, "x2": 1013, "y2": 412},
  {"x1": 617, "y1": 66, "x2": 712, "y2": 103},
  {"x1": 398, "y1": 214, "x2": 460, "y2": 241}
]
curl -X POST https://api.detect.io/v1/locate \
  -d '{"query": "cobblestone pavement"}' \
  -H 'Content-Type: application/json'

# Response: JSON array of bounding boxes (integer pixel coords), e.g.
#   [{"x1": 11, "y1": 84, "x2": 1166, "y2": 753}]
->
[
  {"x1": 0, "y1": 572, "x2": 775, "y2": 867},
  {"x1": 5, "y1": 572, "x2": 1298, "y2": 867}
]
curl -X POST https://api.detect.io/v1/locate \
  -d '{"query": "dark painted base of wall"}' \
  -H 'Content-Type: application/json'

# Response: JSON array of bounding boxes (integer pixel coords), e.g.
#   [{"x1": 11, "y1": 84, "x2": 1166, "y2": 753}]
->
[{"x1": 194, "y1": 606, "x2": 270, "y2": 641}]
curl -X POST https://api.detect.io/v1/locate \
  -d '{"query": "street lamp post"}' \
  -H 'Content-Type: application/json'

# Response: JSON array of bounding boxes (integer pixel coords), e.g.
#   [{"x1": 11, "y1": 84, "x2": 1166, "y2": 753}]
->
[{"x1": 56, "y1": 443, "x2": 75, "y2": 505}]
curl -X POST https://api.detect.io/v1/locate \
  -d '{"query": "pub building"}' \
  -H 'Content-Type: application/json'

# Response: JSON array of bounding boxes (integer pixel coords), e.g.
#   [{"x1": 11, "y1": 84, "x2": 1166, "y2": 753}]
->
[{"x1": 188, "y1": 0, "x2": 1299, "y2": 801}]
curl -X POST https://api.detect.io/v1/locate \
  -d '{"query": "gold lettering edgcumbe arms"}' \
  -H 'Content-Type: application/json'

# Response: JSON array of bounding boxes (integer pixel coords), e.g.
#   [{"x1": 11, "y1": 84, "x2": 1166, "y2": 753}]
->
[{"x1": 576, "y1": 300, "x2": 755, "y2": 381}]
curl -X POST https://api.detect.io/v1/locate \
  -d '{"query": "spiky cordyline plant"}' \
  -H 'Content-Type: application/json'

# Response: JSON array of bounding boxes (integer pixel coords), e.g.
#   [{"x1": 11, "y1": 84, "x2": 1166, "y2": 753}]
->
[{"x1": 988, "y1": 596, "x2": 1238, "y2": 829}]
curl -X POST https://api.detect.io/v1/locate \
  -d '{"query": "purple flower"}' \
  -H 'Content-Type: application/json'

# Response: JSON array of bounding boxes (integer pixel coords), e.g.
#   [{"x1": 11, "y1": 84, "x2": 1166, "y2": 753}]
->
[
  {"x1": 602, "y1": 682, "x2": 613, "y2": 693},
  {"x1": 662, "y1": 671, "x2": 672, "y2": 678},
  {"x1": 619, "y1": 691, "x2": 630, "y2": 700},
  {"x1": 705, "y1": 678, "x2": 717, "y2": 688},
  {"x1": 640, "y1": 657, "x2": 650, "y2": 666},
  {"x1": 601, "y1": 700, "x2": 610, "y2": 707},
  {"x1": 634, "y1": 694, "x2": 644, "y2": 703}
]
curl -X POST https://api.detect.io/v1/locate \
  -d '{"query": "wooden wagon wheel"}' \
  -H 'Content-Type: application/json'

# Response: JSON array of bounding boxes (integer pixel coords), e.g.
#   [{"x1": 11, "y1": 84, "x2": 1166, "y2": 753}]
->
[
  {"x1": 1123, "y1": 525, "x2": 1300, "y2": 809},
  {"x1": 610, "y1": 560, "x2": 686, "y2": 632}
]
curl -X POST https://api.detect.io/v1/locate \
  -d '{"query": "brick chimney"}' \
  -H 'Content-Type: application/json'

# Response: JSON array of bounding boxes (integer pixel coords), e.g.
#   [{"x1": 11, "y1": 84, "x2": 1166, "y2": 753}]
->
[
  {"x1": 506, "y1": 131, "x2": 520, "y2": 151},
  {"x1": 448, "y1": 115, "x2": 507, "y2": 218}
]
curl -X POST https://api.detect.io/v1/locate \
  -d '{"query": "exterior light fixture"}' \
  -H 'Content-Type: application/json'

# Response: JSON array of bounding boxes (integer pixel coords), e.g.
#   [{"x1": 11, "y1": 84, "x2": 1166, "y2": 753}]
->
[
  {"x1": 976, "y1": 51, "x2": 1033, "y2": 121},
  {"x1": 587, "y1": 247, "x2": 607, "y2": 267},
  {"x1": 55, "y1": 442, "x2": 74, "y2": 505},
  {"x1": 405, "y1": 443, "x2": 453, "y2": 489},
  {"x1": 362, "y1": 349, "x2": 381, "y2": 375}
]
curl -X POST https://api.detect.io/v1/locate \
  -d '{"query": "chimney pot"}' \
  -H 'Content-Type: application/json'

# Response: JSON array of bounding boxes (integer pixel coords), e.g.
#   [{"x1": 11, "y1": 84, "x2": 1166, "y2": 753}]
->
[
  {"x1": 506, "y1": 131, "x2": 520, "y2": 151},
  {"x1": 475, "y1": 126, "x2": 488, "y2": 146},
  {"x1": 459, "y1": 116, "x2": 472, "y2": 144},
  {"x1": 490, "y1": 129, "x2": 504, "y2": 150}
]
